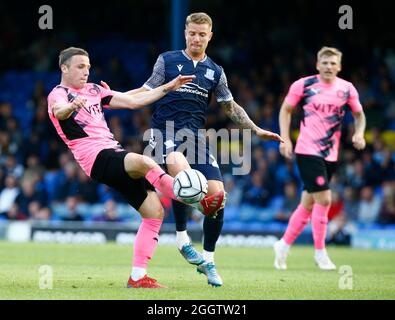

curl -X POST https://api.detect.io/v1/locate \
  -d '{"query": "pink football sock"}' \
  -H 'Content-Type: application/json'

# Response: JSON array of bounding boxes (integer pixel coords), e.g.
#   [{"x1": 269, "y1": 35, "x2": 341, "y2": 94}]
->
[
  {"x1": 311, "y1": 203, "x2": 330, "y2": 250},
  {"x1": 283, "y1": 204, "x2": 311, "y2": 245},
  {"x1": 145, "y1": 166, "x2": 176, "y2": 200},
  {"x1": 133, "y1": 218, "x2": 163, "y2": 269}
]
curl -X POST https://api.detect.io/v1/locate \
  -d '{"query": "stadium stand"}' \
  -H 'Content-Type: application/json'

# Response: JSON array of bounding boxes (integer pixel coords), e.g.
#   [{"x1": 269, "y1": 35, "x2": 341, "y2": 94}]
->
[{"x1": 0, "y1": 1, "x2": 394, "y2": 244}]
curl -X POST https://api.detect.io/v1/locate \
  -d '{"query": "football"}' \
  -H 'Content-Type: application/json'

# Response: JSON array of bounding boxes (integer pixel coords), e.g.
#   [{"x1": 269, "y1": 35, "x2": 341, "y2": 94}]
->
[{"x1": 173, "y1": 169, "x2": 208, "y2": 204}]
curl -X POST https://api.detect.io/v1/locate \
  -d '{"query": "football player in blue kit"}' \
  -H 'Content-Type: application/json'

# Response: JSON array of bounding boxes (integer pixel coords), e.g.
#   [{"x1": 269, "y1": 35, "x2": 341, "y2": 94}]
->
[{"x1": 103, "y1": 12, "x2": 283, "y2": 287}]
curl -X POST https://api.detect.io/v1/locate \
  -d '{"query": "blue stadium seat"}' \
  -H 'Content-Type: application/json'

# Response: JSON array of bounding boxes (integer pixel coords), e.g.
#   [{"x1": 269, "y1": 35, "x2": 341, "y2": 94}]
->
[
  {"x1": 256, "y1": 208, "x2": 276, "y2": 222},
  {"x1": 43, "y1": 171, "x2": 60, "y2": 202},
  {"x1": 238, "y1": 204, "x2": 261, "y2": 222},
  {"x1": 222, "y1": 221, "x2": 247, "y2": 232},
  {"x1": 50, "y1": 203, "x2": 69, "y2": 218},
  {"x1": 222, "y1": 205, "x2": 239, "y2": 221}
]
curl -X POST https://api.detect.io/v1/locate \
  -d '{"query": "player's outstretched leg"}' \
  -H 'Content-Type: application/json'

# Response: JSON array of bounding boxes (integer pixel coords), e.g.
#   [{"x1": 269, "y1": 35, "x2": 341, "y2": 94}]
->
[
  {"x1": 196, "y1": 207, "x2": 224, "y2": 287},
  {"x1": 173, "y1": 200, "x2": 205, "y2": 266},
  {"x1": 274, "y1": 202, "x2": 312, "y2": 270},
  {"x1": 126, "y1": 190, "x2": 167, "y2": 288},
  {"x1": 311, "y1": 198, "x2": 336, "y2": 270},
  {"x1": 314, "y1": 247, "x2": 337, "y2": 271},
  {"x1": 195, "y1": 179, "x2": 225, "y2": 287},
  {"x1": 197, "y1": 261, "x2": 223, "y2": 287},
  {"x1": 134, "y1": 153, "x2": 224, "y2": 217}
]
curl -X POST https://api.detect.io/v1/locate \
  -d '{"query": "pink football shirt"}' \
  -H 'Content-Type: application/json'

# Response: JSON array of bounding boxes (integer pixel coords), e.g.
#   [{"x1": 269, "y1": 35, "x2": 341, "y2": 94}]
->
[
  {"x1": 285, "y1": 75, "x2": 363, "y2": 162},
  {"x1": 47, "y1": 83, "x2": 123, "y2": 176}
]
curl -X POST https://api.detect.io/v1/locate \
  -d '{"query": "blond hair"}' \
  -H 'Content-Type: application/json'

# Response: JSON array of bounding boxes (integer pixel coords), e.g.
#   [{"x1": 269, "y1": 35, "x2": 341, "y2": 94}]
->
[
  {"x1": 317, "y1": 46, "x2": 342, "y2": 63},
  {"x1": 185, "y1": 12, "x2": 212, "y2": 28}
]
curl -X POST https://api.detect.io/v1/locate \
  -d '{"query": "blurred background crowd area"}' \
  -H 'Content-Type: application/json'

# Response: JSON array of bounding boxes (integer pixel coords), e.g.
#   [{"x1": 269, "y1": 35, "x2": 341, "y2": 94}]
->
[{"x1": 0, "y1": 1, "x2": 394, "y2": 235}]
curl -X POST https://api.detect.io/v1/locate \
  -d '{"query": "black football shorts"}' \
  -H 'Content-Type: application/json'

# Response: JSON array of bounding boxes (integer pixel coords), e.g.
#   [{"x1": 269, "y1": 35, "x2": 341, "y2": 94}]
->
[
  {"x1": 90, "y1": 148, "x2": 154, "y2": 210},
  {"x1": 295, "y1": 154, "x2": 337, "y2": 193}
]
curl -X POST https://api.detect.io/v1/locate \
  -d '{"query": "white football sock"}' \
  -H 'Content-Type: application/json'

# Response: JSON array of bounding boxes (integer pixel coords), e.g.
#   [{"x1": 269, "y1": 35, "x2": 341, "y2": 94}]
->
[
  {"x1": 203, "y1": 250, "x2": 214, "y2": 263},
  {"x1": 131, "y1": 267, "x2": 146, "y2": 281},
  {"x1": 279, "y1": 238, "x2": 291, "y2": 252},
  {"x1": 315, "y1": 249, "x2": 327, "y2": 258},
  {"x1": 176, "y1": 230, "x2": 190, "y2": 250}
]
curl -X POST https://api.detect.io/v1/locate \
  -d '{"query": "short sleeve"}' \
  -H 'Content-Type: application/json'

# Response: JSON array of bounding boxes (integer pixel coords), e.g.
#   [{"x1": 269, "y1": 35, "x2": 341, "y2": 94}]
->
[
  {"x1": 214, "y1": 68, "x2": 233, "y2": 102},
  {"x1": 98, "y1": 85, "x2": 116, "y2": 108},
  {"x1": 47, "y1": 88, "x2": 68, "y2": 116},
  {"x1": 347, "y1": 83, "x2": 363, "y2": 112},
  {"x1": 144, "y1": 55, "x2": 166, "y2": 90},
  {"x1": 284, "y1": 78, "x2": 304, "y2": 107}
]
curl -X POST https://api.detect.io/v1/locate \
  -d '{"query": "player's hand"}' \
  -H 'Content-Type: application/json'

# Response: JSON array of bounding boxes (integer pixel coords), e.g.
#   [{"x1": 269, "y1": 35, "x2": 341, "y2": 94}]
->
[
  {"x1": 165, "y1": 75, "x2": 196, "y2": 91},
  {"x1": 100, "y1": 80, "x2": 111, "y2": 90},
  {"x1": 279, "y1": 139, "x2": 293, "y2": 159},
  {"x1": 255, "y1": 128, "x2": 284, "y2": 143},
  {"x1": 71, "y1": 97, "x2": 86, "y2": 112},
  {"x1": 352, "y1": 133, "x2": 366, "y2": 150}
]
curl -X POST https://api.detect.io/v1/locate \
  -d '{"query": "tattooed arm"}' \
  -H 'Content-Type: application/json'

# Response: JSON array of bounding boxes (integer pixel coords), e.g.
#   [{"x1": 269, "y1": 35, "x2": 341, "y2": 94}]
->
[
  {"x1": 219, "y1": 100, "x2": 259, "y2": 131},
  {"x1": 219, "y1": 100, "x2": 284, "y2": 142}
]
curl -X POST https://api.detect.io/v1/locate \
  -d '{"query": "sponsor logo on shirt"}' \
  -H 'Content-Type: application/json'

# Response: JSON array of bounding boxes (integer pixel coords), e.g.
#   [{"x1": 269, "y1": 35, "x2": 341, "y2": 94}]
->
[{"x1": 176, "y1": 83, "x2": 209, "y2": 98}]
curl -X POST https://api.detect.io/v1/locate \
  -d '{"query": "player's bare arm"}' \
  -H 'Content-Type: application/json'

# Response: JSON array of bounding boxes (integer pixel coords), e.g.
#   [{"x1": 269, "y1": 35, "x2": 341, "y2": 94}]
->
[
  {"x1": 124, "y1": 87, "x2": 148, "y2": 95},
  {"x1": 52, "y1": 96, "x2": 87, "y2": 120},
  {"x1": 351, "y1": 110, "x2": 367, "y2": 150},
  {"x1": 278, "y1": 100, "x2": 294, "y2": 159},
  {"x1": 100, "y1": 81, "x2": 148, "y2": 95},
  {"x1": 108, "y1": 75, "x2": 195, "y2": 109},
  {"x1": 219, "y1": 100, "x2": 284, "y2": 142}
]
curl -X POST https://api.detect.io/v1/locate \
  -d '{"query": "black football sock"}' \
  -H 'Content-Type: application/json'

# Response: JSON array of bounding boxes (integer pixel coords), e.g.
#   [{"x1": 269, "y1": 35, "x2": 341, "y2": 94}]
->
[
  {"x1": 172, "y1": 199, "x2": 190, "y2": 232},
  {"x1": 203, "y1": 209, "x2": 224, "y2": 252}
]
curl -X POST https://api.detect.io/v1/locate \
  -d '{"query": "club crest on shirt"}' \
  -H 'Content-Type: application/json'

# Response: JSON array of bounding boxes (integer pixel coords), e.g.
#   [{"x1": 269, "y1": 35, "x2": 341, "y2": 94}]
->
[
  {"x1": 337, "y1": 89, "x2": 349, "y2": 101},
  {"x1": 204, "y1": 68, "x2": 215, "y2": 81},
  {"x1": 88, "y1": 84, "x2": 101, "y2": 95}
]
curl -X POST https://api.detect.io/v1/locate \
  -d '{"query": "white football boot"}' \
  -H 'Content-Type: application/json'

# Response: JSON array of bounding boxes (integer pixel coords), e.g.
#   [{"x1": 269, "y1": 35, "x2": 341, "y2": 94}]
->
[
  {"x1": 314, "y1": 249, "x2": 337, "y2": 270},
  {"x1": 273, "y1": 240, "x2": 289, "y2": 270}
]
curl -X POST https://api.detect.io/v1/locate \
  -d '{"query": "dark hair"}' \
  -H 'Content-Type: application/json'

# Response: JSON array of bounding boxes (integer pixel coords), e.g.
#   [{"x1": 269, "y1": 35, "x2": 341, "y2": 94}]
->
[{"x1": 59, "y1": 47, "x2": 89, "y2": 67}]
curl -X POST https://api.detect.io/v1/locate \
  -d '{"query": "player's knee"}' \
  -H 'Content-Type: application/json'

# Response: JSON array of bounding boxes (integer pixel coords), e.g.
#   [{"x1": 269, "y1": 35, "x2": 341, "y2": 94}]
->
[
  {"x1": 314, "y1": 194, "x2": 331, "y2": 207},
  {"x1": 309, "y1": 190, "x2": 332, "y2": 208},
  {"x1": 166, "y1": 152, "x2": 190, "y2": 176},
  {"x1": 301, "y1": 192, "x2": 314, "y2": 211},
  {"x1": 149, "y1": 197, "x2": 165, "y2": 219},
  {"x1": 207, "y1": 180, "x2": 224, "y2": 195},
  {"x1": 154, "y1": 204, "x2": 165, "y2": 219},
  {"x1": 124, "y1": 153, "x2": 156, "y2": 177},
  {"x1": 319, "y1": 198, "x2": 331, "y2": 207},
  {"x1": 144, "y1": 203, "x2": 164, "y2": 220},
  {"x1": 138, "y1": 192, "x2": 165, "y2": 219},
  {"x1": 302, "y1": 203, "x2": 314, "y2": 212}
]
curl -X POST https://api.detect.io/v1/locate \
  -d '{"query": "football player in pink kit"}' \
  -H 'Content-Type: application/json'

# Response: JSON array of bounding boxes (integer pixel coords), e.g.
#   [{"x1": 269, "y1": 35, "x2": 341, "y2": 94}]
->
[
  {"x1": 274, "y1": 47, "x2": 366, "y2": 270},
  {"x1": 47, "y1": 47, "x2": 221, "y2": 288}
]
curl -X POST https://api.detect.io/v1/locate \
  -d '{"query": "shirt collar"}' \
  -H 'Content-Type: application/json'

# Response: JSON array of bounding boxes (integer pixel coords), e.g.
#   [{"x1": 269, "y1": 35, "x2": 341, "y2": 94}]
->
[{"x1": 181, "y1": 50, "x2": 207, "y2": 63}]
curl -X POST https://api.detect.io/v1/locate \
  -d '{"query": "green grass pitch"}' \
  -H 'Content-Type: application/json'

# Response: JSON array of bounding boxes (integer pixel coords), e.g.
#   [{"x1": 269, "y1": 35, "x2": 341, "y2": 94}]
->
[{"x1": 0, "y1": 241, "x2": 394, "y2": 300}]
